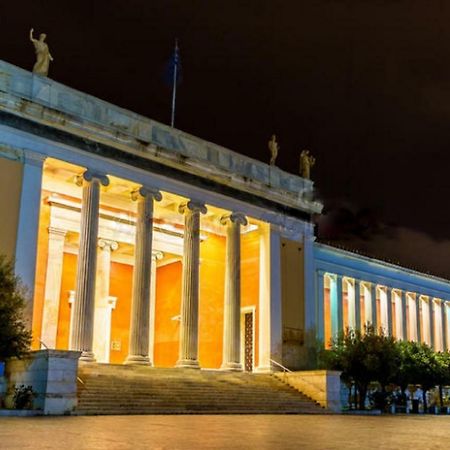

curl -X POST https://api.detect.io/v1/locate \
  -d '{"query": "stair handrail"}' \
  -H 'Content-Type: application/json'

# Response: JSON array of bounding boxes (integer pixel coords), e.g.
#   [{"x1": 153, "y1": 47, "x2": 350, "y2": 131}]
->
[{"x1": 270, "y1": 358, "x2": 292, "y2": 374}]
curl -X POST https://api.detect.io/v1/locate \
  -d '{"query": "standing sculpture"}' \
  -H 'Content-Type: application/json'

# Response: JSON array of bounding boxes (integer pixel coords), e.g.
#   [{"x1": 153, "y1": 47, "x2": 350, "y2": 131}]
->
[
  {"x1": 29, "y1": 28, "x2": 53, "y2": 76},
  {"x1": 268, "y1": 134, "x2": 279, "y2": 166},
  {"x1": 299, "y1": 149, "x2": 315, "y2": 179}
]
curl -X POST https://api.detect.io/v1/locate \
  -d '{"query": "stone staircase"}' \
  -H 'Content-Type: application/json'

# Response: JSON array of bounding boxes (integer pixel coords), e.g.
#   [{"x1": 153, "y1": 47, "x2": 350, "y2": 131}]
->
[{"x1": 75, "y1": 364, "x2": 327, "y2": 415}]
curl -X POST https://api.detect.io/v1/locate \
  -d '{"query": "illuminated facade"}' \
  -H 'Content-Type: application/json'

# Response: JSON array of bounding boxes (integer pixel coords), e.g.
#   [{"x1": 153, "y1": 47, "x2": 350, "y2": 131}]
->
[{"x1": 0, "y1": 60, "x2": 448, "y2": 375}]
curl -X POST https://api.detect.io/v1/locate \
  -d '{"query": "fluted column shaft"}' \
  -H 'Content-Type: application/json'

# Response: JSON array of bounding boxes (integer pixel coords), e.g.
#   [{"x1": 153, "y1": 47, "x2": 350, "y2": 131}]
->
[
  {"x1": 401, "y1": 291, "x2": 408, "y2": 341},
  {"x1": 176, "y1": 201, "x2": 207, "y2": 368},
  {"x1": 386, "y1": 288, "x2": 393, "y2": 336},
  {"x1": 416, "y1": 295, "x2": 422, "y2": 343},
  {"x1": 126, "y1": 188, "x2": 162, "y2": 365},
  {"x1": 371, "y1": 284, "x2": 378, "y2": 332},
  {"x1": 442, "y1": 302, "x2": 448, "y2": 351},
  {"x1": 70, "y1": 171, "x2": 108, "y2": 362},
  {"x1": 354, "y1": 280, "x2": 361, "y2": 332},
  {"x1": 221, "y1": 213, "x2": 247, "y2": 371},
  {"x1": 429, "y1": 298, "x2": 435, "y2": 349}
]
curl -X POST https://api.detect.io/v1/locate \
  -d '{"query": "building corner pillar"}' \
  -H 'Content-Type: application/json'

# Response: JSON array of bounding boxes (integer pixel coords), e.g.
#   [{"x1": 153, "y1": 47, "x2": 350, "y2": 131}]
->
[
  {"x1": 15, "y1": 151, "x2": 46, "y2": 328},
  {"x1": 255, "y1": 223, "x2": 282, "y2": 373}
]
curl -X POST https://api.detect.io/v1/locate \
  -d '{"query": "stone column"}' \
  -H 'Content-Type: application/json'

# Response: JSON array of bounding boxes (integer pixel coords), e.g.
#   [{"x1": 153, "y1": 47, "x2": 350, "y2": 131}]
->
[
  {"x1": 336, "y1": 275, "x2": 343, "y2": 334},
  {"x1": 176, "y1": 201, "x2": 207, "y2": 368},
  {"x1": 429, "y1": 298, "x2": 435, "y2": 350},
  {"x1": 442, "y1": 302, "x2": 448, "y2": 351},
  {"x1": 93, "y1": 238, "x2": 118, "y2": 363},
  {"x1": 386, "y1": 288, "x2": 393, "y2": 336},
  {"x1": 41, "y1": 227, "x2": 67, "y2": 348},
  {"x1": 220, "y1": 213, "x2": 247, "y2": 371},
  {"x1": 416, "y1": 295, "x2": 422, "y2": 343},
  {"x1": 70, "y1": 170, "x2": 108, "y2": 362},
  {"x1": 371, "y1": 283, "x2": 378, "y2": 332},
  {"x1": 401, "y1": 291, "x2": 408, "y2": 341},
  {"x1": 316, "y1": 270, "x2": 325, "y2": 342},
  {"x1": 354, "y1": 279, "x2": 361, "y2": 332},
  {"x1": 126, "y1": 188, "x2": 162, "y2": 365}
]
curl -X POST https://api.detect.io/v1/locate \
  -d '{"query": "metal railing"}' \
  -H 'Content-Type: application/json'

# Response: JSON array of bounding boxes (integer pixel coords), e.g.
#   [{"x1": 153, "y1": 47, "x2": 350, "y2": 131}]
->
[{"x1": 269, "y1": 358, "x2": 292, "y2": 378}]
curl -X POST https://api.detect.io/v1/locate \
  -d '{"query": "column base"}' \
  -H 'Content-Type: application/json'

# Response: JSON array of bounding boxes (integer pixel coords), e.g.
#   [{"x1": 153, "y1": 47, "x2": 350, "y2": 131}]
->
[
  {"x1": 175, "y1": 359, "x2": 200, "y2": 369},
  {"x1": 79, "y1": 351, "x2": 96, "y2": 363},
  {"x1": 254, "y1": 365, "x2": 273, "y2": 373},
  {"x1": 124, "y1": 355, "x2": 152, "y2": 366},
  {"x1": 220, "y1": 362, "x2": 243, "y2": 372}
]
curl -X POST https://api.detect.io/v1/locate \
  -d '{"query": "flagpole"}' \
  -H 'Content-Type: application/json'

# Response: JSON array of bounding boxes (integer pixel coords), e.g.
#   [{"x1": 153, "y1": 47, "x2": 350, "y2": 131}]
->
[{"x1": 170, "y1": 39, "x2": 178, "y2": 128}]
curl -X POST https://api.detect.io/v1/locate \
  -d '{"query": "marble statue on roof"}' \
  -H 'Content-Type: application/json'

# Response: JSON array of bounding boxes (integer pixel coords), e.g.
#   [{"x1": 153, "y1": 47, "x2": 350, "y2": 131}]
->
[{"x1": 30, "y1": 28, "x2": 53, "y2": 76}]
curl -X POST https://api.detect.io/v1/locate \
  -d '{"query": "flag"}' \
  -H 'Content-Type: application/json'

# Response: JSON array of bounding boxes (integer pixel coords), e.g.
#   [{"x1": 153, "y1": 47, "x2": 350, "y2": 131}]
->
[{"x1": 164, "y1": 40, "x2": 182, "y2": 87}]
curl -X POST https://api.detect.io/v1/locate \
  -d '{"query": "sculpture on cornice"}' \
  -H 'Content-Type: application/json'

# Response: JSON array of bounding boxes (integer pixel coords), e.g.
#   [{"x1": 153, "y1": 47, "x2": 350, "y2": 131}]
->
[
  {"x1": 268, "y1": 134, "x2": 279, "y2": 166},
  {"x1": 299, "y1": 149, "x2": 315, "y2": 179},
  {"x1": 29, "y1": 28, "x2": 53, "y2": 76}
]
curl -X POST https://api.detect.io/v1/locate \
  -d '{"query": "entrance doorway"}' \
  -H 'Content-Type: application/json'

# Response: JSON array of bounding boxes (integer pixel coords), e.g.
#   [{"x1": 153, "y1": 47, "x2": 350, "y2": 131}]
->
[{"x1": 241, "y1": 307, "x2": 255, "y2": 372}]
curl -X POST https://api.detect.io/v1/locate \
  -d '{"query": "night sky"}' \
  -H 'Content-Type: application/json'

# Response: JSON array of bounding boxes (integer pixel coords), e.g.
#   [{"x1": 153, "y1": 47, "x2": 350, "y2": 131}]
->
[{"x1": 3, "y1": 1, "x2": 450, "y2": 277}]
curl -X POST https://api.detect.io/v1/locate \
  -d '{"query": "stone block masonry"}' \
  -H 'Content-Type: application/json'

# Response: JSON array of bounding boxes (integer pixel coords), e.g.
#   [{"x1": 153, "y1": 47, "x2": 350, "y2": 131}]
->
[{"x1": 4, "y1": 349, "x2": 81, "y2": 415}]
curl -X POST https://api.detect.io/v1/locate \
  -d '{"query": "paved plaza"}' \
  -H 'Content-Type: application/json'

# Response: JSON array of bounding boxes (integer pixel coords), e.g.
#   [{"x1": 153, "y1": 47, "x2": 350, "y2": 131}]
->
[{"x1": 0, "y1": 415, "x2": 449, "y2": 449}]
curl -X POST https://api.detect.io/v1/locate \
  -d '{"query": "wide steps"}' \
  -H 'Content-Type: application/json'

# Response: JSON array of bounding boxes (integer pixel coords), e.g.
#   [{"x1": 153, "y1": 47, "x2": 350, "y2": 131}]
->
[{"x1": 76, "y1": 364, "x2": 326, "y2": 415}]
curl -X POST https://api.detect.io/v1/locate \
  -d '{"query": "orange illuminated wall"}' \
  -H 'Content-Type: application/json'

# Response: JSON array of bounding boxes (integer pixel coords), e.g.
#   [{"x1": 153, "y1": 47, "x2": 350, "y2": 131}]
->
[
  {"x1": 324, "y1": 287, "x2": 331, "y2": 348},
  {"x1": 241, "y1": 231, "x2": 260, "y2": 367},
  {"x1": 153, "y1": 261, "x2": 182, "y2": 367},
  {"x1": 55, "y1": 252, "x2": 76, "y2": 349},
  {"x1": 54, "y1": 253, "x2": 134, "y2": 364},
  {"x1": 109, "y1": 262, "x2": 133, "y2": 363},
  {"x1": 342, "y1": 290, "x2": 349, "y2": 331},
  {"x1": 198, "y1": 233, "x2": 226, "y2": 368},
  {"x1": 153, "y1": 229, "x2": 260, "y2": 369},
  {"x1": 31, "y1": 191, "x2": 51, "y2": 349}
]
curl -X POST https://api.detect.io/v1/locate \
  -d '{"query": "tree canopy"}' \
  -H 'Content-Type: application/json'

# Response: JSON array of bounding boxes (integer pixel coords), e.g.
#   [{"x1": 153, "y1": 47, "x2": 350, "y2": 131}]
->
[{"x1": 0, "y1": 256, "x2": 31, "y2": 361}]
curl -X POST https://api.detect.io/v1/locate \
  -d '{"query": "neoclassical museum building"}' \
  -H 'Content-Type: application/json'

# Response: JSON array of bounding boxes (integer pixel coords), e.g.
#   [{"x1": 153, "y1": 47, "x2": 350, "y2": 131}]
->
[{"x1": 1, "y1": 60, "x2": 449, "y2": 373}]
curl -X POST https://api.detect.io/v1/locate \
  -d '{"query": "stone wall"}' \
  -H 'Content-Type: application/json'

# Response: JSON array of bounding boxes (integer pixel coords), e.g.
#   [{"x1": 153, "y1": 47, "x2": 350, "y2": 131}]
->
[
  {"x1": 275, "y1": 370, "x2": 342, "y2": 412},
  {"x1": 3, "y1": 349, "x2": 81, "y2": 415}
]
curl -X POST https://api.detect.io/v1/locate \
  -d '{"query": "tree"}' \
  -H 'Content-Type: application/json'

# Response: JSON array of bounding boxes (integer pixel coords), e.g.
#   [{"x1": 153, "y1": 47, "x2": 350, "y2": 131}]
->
[
  {"x1": 435, "y1": 351, "x2": 450, "y2": 409},
  {"x1": 0, "y1": 256, "x2": 31, "y2": 361},
  {"x1": 321, "y1": 325, "x2": 399, "y2": 410}
]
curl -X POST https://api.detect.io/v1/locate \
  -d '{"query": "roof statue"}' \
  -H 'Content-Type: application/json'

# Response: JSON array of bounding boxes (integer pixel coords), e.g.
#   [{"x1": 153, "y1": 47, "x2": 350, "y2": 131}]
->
[
  {"x1": 268, "y1": 134, "x2": 279, "y2": 166},
  {"x1": 299, "y1": 149, "x2": 315, "y2": 179},
  {"x1": 29, "y1": 28, "x2": 53, "y2": 76}
]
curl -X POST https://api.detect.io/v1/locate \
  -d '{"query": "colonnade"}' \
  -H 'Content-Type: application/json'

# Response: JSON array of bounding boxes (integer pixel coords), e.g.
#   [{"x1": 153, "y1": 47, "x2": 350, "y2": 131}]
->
[
  {"x1": 317, "y1": 271, "x2": 450, "y2": 351},
  {"x1": 44, "y1": 169, "x2": 248, "y2": 369}
]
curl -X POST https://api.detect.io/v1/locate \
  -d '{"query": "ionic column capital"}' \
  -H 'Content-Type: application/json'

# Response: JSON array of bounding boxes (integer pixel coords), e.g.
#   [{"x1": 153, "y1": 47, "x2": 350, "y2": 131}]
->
[
  {"x1": 98, "y1": 238, "x2": 119, "y2": 252},
  {"x1": 152, "y1": 251, "x2": 164, "y2": 261},
  {"x1": 76, "y1": 170, "x2": 109, "y2": 187},
  {"x1": 179, "y1": 201, "x2": 207, "y2": 215},
  {"x1": 47, "y1": 227, "x2": 67, "y2": 238},
  {"x1": 220, "y1": 212, "x2": 248, "y2": 227},
  {"x1": 131, "y1": 187, "x2": 162, "y2": 202}
]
